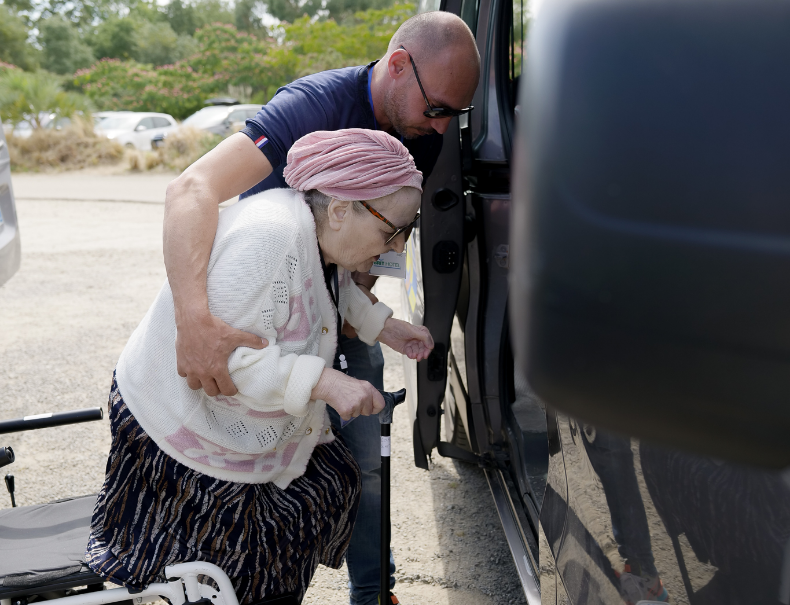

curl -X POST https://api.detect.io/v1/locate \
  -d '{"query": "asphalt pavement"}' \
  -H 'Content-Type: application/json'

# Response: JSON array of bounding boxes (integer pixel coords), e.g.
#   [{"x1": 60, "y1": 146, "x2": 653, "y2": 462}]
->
[{"x1": 0, "y1": 173, "x2": 527, "y2": 605}]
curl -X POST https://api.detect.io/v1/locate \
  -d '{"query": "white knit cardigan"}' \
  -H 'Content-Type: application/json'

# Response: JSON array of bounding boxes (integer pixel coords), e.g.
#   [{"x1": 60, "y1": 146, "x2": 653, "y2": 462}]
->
[{"x1": 116, "y1": 188, "x2": 393, "y2": 488}]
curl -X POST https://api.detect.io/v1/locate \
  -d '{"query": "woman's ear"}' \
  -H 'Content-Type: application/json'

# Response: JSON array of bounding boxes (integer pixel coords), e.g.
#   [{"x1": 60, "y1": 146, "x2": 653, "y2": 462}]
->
[{"x1": 327, "y1": 198, "x2": 352, "y2": 232}]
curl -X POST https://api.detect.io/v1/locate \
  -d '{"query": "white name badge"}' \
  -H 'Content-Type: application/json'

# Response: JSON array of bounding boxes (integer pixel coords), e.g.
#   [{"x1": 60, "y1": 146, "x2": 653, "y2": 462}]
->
[{"x1": 369, "y1": 251, "x2": 407, "y2": 279}]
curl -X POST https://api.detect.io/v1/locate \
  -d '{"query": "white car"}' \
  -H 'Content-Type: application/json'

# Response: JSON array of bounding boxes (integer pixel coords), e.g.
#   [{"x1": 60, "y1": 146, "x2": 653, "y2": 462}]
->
[
  {"x1": 96, "y1": 112, "x2": 178, "y2": 151},
  {"x1": 93, "y1": 111, "x2": 135, "y2": 128}
]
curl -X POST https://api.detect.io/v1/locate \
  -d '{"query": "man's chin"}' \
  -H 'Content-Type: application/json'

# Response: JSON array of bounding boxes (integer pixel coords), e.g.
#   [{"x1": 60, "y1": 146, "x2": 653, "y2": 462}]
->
[{"x1": 394, "y1": 125, "x2": 436, "y2": 139}]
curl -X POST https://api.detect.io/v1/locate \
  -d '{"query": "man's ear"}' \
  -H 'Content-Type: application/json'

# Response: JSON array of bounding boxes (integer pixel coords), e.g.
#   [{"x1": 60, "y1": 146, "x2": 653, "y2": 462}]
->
[
  {"x1": 327, "y1": 198, "x2": 352, "y2": 231},
  {"x1": 387, "y1": 48, "x2": 409, "y2": 80}
]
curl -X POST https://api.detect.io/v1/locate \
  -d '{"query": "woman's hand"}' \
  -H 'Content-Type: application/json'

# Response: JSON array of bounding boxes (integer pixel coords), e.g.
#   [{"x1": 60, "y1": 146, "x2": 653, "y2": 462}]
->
[
  {"x1": 311, "y1": 369, "x2": 385, "y2": 421},
  {"x1": 377, "y1": 318, "x2": 434, "y2": 361}
]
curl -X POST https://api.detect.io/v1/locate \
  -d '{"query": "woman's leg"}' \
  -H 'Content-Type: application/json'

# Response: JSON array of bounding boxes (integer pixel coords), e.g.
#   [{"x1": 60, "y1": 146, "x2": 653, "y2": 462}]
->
[{"x1": 87, "y1": 374, "x2": 361, "y2": 604}]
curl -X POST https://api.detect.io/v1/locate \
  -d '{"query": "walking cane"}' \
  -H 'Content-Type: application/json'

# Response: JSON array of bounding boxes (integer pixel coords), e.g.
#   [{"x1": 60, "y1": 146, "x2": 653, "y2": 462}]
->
[{"x1": 378, "y1": 388, "x2": 406, "y2": 605}]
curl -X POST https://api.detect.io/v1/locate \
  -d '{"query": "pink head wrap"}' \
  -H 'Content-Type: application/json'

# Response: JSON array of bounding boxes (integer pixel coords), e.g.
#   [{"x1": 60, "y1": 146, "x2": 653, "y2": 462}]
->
[{"x1": 283, "y1": 128, "x2": 423, "y2": 201}]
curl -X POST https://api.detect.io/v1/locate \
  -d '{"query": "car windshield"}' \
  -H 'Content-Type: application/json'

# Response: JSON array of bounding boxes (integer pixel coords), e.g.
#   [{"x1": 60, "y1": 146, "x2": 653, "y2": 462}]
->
[
  {"x1": 183, "y1": 106, "x2": 230, "y2": 128},
  {"x1": 100, "y1": 116, "x2": 140, "y2": 131}
]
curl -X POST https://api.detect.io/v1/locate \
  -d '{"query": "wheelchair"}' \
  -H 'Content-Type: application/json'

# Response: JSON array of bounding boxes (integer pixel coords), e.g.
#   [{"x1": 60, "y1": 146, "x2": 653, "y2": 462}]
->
[
  {"x1": 0, "y1": 389, "x2": 406, "y2": 605},
  {"x1": 0, "y1": 409, "x2": 289, "y2": 605}
]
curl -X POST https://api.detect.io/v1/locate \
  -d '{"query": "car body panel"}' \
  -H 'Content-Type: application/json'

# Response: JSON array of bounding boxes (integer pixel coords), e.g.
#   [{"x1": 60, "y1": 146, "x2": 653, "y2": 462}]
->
[{"x1": 0, "y1": 131, "x2": 21, "y2": 288}]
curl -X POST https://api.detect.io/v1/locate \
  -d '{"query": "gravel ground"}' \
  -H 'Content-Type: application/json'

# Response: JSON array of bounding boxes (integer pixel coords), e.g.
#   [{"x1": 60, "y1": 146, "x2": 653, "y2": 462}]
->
[{"x1": 0, "y1": 190, "x2": 527, "y2": 605}]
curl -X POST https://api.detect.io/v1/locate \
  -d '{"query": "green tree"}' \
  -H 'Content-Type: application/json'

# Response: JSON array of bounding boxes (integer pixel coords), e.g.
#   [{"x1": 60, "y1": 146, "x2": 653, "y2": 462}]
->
[
  {"x1": 191, "y1": 0, "x2": 234, "y2": 28},
  {"x1": 166, "y1": 0, "x2": 198, "y2": 35},
  {"x1": 0, "y1": 70, "x2": 88, "y2": 127},
  {"x1": 0, "y1": 4, "x2": 40, "y2": 71},
  {"x1": 37, "y1": 0, "x2": 119, "y2": 29},
  {"x1": 136, "y1": 20, "x2": 198, "y2": 65},
  {"x1": 39, "y1": 15, "x2": 96, "y2": 75},
  {"x1": 234, "y1": 0, "x2": 264, "y2": 33},
  {"x1": 90, "y1": 16, "x2": 138, "y2": 60},
  {"x1": 325, "y1": 0, "x2": 397, "y2": 20},
  {"x1": 263, "y1": 0, "x2": 320, "y2": 23},
  {"x1": 74, "y1": 5, "x2": 415, "y2": 119}
]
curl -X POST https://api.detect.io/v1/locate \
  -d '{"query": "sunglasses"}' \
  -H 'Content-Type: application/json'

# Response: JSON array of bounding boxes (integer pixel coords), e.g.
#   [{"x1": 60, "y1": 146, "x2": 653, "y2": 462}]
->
[
  {"x1": 400, "y1": 45, "x2": 474, "y2": 119},
  {"x1": 359, "y1": 200, "x2": 420, "y2": 245}
]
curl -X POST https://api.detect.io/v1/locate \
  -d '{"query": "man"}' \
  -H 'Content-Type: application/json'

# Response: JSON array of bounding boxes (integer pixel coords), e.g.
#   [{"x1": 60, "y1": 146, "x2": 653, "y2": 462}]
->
[{"x1": 164, "y1": 11, "x2": 480, "y2": 605}]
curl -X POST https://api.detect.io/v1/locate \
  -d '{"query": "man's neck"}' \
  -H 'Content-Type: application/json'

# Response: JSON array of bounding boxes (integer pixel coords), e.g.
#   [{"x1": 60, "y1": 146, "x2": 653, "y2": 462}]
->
[{"x1": 370, "y1": 60, "x2": 393, "y2": 133}]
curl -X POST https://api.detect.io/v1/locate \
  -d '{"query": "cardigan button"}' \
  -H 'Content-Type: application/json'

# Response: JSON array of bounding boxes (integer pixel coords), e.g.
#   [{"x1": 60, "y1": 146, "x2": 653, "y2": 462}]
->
[
  {"x1": 322, "y1": 327, "x2": 328, "y2": 334},
  {"x1": 325, "y1": 428, "x2": 330, "y2": 435},
  {"x1": 306, "y1": 427, "x2": 313, "y2": 435}
]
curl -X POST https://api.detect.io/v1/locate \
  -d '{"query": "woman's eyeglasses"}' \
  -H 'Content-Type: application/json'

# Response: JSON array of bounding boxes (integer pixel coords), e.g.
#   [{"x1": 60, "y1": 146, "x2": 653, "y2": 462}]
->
[
  {"x1": 400, "y1": 45, "x2": 474, "y2": 119},
  {"x1": 359, "y1": 200, "x2": 420, "y2": 245}
]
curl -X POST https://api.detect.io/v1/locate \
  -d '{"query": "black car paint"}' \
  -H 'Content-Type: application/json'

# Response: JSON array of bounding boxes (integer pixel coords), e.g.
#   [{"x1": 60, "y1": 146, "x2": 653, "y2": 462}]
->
[{"x1": 406, "y1": 0, "x2": 790, "y2": 603}]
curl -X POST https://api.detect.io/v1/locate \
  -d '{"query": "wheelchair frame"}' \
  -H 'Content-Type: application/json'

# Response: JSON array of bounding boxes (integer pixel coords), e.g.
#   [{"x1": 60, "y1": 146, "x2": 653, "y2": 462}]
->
[
  {"x1": 0, "y1": 563, "x2": 240, "y2": 605},
  {"x1": 1, "y1": 410, "x2": 240, "y2": 605}
]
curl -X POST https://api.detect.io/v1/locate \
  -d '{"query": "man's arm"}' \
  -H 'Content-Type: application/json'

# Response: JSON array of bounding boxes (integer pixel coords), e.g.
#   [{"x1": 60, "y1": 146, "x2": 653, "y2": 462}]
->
[{"x1": 164, "y1": 133, "x2": 274, "y2": 397}]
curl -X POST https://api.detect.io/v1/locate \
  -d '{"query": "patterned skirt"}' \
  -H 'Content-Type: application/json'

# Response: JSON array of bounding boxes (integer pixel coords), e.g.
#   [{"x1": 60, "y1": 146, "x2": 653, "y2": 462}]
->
[{"x1": 86, "y1": 377, "x2": 361, "y2": 604}]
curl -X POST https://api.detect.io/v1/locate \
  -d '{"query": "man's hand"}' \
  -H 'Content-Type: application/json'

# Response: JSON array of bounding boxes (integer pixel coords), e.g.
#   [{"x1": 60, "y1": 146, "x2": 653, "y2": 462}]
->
[
  {"x1": 176, "y1": 312, "x2": 268, "y2": 397},
  {"x1": 311, "y1": 368, "x2": 385, "y2": 421},
  {"x1": 165, "y1": 133, "x2": 273, "y2": 396},
  {"x1": 377, "y1": 317, "x2": 434, "y2": 361}
]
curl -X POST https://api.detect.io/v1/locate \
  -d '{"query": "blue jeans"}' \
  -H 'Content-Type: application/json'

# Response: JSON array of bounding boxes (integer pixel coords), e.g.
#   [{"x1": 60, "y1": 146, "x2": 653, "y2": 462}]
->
[{"x1": 327, "y1": 335, "x2": 396, "y2": 605}]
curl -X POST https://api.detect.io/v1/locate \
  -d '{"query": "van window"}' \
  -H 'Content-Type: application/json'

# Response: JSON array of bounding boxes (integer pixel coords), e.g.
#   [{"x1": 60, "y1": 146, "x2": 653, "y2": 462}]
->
[
  {"x1": 508, "y1": 0, "x2": 530, "y2": 110},
  {"x1": 460, "y1": 0, "x2": 479, "y2": 34},
  {"x1": 417, "y1": 0, "x2": 441, "y2": 13},
  {"x1": 153, "y1": 117, "x2": 172, "y2": 128}
]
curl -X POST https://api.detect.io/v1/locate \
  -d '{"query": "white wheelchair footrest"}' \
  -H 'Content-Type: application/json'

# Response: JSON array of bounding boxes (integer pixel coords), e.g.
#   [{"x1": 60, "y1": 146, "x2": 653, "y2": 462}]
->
[{"x1": 0, "y1": 563, "x2": 239, "y2": 605}]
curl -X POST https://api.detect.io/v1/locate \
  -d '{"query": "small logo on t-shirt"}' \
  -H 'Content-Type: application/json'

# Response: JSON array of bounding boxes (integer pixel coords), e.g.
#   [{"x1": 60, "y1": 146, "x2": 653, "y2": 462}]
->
[{"x1": 255, "y1": 135, "x2": 269, "y2": 149}]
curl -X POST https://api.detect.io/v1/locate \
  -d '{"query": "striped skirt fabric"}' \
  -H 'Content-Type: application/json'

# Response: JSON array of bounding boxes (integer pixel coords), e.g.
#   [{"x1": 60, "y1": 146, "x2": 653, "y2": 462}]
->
[{"x1": 85, "y1": 376, "x2": 361, "y2": 604}]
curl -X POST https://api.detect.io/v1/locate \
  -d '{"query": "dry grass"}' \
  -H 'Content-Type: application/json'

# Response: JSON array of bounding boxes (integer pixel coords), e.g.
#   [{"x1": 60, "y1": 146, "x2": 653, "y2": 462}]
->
[
  {"x1": 9, "y1": 121, "x2": 222, "y2": 174},
  {"x1": 128, "y1": 127, "x2": 223, "y2": 173},
  {"x1": 7, "y1": 117, "x2": 125, "y2": 172}
]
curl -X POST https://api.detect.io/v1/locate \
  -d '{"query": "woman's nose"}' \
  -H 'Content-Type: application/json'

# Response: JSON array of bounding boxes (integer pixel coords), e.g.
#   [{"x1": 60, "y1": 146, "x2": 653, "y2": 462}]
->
[{"x1": 390, "y1": 234, "x2": 406, "y2": 254}]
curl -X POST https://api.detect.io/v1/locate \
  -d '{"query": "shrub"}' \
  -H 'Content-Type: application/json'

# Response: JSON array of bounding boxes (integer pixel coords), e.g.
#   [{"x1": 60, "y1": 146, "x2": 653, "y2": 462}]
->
[
  {"x1": 127, "y1": 127, "x2": 222, "y2": 172},
  {"x1": 7, "y1": 116, "x2": 124, "y2": 172},
  {"x1": 0, "y1": 69, "x2": 90, "y2": 129}
]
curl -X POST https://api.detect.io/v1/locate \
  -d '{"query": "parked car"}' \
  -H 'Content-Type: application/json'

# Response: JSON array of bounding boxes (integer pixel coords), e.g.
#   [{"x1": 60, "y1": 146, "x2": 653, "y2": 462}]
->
[
  {"x1": 181, "y1": 104, "x2": 261, "y2": 137},
  {"x1": 151, "y1": 104, "x2": 261, "y2": 150},
  {"x1": 406, "y1": 0, "x2": 790, "y2": 604},
  {"x1": 95, "y1": 112, "x2": 177, "y2": 151},
  {"x1": 93, "y1": 111, "x2": 135, "y2": 128},
  {"x1": 0, "y1": 128, "x2": 20, "y2": 288}
]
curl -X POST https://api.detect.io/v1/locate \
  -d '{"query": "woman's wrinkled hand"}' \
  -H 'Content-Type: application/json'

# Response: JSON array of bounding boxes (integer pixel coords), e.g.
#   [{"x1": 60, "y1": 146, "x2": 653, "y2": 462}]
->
[
  {"x1": 311, "y1": 369, "x2": 385, "y2": 421},
  {"x1": 377, "y1": 318, "x2": 434, "y2": 361}
]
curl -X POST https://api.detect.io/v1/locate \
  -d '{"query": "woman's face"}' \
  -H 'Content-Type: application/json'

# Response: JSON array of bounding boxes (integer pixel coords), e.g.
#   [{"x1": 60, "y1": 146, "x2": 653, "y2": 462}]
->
[{"x1": 322, "y1": 187, "x2": 422, "y2": 273}]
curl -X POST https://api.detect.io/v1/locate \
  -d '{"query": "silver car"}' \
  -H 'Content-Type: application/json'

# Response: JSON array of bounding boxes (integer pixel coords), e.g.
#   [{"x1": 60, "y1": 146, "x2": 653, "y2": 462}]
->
[
  {"x1": 181, "y1": 104, "x2": 261, "y2": 137},
  {"x1": 0, "y1": 129, "x2": 20, "y2": 288}
]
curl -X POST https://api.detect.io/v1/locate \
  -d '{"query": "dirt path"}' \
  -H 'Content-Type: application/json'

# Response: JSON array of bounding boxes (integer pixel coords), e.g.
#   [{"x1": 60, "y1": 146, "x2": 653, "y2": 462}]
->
[{"x1": 0, "y1": 192, "x2": 526, "y2": 605}]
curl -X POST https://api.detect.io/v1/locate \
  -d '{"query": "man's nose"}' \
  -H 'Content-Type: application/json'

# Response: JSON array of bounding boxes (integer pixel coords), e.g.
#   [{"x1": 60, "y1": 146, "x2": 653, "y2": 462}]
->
[{"x1": 430, "y1": 118, "x2": 451, "y2": 135}]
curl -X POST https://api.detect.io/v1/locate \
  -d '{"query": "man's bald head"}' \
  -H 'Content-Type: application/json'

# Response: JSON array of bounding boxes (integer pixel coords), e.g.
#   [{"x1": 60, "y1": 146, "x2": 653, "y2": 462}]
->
[
  {"x1": 372, "y1": 11, "x2": 479, "y2": 138},
  {"x1": 388, "y1": 11, "x2": 480, "y2": 77}
]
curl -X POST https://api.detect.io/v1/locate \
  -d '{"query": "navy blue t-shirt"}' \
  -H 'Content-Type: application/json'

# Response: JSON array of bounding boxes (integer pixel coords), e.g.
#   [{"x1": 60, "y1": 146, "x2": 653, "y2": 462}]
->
[{"x1": 240, "y1": 61, "x2": 443, "y2": 199}]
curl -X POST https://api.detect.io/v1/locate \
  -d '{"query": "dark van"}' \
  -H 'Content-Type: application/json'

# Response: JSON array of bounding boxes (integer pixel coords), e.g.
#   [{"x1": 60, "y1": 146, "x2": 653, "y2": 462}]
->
[{"x1": 406, "y1": 0, "x2": 790, "y2": 603}]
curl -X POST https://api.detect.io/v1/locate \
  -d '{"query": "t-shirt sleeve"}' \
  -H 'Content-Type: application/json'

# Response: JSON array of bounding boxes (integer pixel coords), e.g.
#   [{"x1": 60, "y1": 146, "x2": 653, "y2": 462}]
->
[{"x1": 241, "y1": 84, "x2": 332, "y2": 171}]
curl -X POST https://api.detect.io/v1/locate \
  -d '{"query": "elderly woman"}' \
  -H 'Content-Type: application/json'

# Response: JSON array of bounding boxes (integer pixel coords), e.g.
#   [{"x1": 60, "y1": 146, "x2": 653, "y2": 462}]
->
[{"x1": 85, "y1": 129, "x2": 433, "y2": 604}]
